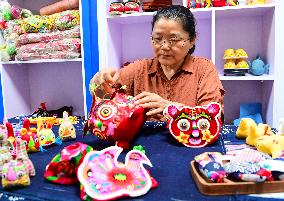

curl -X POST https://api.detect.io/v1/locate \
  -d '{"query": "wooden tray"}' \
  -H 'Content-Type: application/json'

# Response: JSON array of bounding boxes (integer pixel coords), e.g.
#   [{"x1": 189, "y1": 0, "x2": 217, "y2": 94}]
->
[{"x1": 190, "y1": 160, "x2": 284, "y2": 195}]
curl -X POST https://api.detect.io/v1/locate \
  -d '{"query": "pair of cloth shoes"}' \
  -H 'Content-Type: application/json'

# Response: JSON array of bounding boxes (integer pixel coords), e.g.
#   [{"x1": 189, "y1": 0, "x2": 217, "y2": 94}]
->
[{"x1": 109, "y1": 1, "x2": 140, "y2": 15}]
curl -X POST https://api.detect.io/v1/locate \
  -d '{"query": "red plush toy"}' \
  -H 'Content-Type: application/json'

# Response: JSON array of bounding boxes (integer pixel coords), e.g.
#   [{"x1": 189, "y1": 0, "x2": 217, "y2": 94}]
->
[
  {"x1": 84, "y1": 85, "x2": 146, "y2": 149},
  {"x1": 212, "y1": 0, "x2": 227, "y2": 7}
]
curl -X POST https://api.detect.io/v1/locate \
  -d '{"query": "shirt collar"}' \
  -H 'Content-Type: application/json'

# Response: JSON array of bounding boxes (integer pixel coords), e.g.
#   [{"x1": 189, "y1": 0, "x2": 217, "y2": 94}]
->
[{"x1": 148, "y1": 55, "x2": 194, "y2": 75}]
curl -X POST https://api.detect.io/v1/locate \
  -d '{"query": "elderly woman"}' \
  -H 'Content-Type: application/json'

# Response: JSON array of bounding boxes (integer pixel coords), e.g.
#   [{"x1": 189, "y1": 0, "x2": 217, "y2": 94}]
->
[{"x1": 91, "y1": 5, "x2": 225, "y2": 121}]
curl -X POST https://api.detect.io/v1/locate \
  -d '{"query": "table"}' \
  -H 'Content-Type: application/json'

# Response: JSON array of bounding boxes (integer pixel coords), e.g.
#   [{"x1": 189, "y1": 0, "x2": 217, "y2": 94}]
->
[{"x1": 0, "y1": 121, "x2": 283, "y2": 201}]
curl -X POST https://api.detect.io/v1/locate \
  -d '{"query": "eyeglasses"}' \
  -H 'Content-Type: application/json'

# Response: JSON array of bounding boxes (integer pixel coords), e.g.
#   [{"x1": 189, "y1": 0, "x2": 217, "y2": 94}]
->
[{"x1": 151, "y1": 36, "x2": 190, "y2": 47}]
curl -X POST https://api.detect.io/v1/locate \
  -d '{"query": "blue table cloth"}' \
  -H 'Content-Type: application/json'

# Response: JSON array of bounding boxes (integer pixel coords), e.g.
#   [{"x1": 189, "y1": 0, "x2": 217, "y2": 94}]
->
[{"x1": 0, "y1": 121, "x2": 283, "y2": 201}]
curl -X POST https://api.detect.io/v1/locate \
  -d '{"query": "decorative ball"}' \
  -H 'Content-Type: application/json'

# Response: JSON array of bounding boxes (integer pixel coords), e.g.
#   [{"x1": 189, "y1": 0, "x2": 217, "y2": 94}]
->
[
  {"x1": 0, "y1": 19, "x2": 7, "y2": 30},
  {"x1": 2, "y1": 9, "x2": 12, "y2": 21},
  {"x1": 6, "y1": 43, "x2": 16, "y2": 55},
  {"x1": 11, "y1": 5, "x2": 22, "y2": 19}
]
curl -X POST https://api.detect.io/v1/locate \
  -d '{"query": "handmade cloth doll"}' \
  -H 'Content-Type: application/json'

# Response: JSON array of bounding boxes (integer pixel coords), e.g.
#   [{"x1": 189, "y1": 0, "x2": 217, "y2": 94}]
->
[
  {"x1": 84, "y1": 84, "x2": 146, "y2": 149},
  {"x1": 78, "y1": 146, "x2": 158, "y2": 201},
  {"x1": 44, "y1": 142, "x2": 93, "y2": 185}
]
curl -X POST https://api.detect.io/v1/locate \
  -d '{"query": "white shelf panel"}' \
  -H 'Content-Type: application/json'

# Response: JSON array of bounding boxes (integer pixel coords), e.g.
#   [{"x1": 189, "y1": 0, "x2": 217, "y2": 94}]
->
[
  {"x1": 220, "y1": 74, "x2": 274, "y2": 81},
  {"x1": 0, "y1": 58, "x2": 82, "y2": 65}
]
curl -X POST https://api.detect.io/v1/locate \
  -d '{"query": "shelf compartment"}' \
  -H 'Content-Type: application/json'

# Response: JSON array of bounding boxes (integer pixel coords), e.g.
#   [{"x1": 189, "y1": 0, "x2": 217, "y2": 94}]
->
[{"x1": 220, "y1": 74, "x2": 274, "y2": 81}]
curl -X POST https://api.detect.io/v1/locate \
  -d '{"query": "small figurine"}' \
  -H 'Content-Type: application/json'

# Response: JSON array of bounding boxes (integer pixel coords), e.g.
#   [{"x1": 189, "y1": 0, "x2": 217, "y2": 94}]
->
[
  {"x1": 58, "y1": 111, "x2": 76, "y2": 141},
  {"x1": 248, "y1": 56, "x2": 269, "y2": 76}
]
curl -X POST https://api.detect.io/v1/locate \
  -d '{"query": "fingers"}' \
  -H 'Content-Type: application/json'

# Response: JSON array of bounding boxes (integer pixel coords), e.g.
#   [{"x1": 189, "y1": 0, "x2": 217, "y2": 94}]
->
[
  {"x1": 146, "y1": 108, "x2": 164, "y2": 116},
  {"x1": 104, "y1": 69, "x2": 119, "y2": 84},
  {"x1": 133, "y1": 91, "x2": 152, "y2": 102}
]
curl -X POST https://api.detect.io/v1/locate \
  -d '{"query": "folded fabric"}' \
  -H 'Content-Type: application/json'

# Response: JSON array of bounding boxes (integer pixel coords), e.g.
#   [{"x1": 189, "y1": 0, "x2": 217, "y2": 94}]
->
[
  {"x1": 15, "y1": 50, "x2": 80, "y2": 61},
  {"x1": 194, "y1": 152, "x2": 226, "y2": 183},
  {"x1": 51, "y1": 10, "x2": 80, "y2": 31},
  {"x1": 259, "y1": 159, "x2": 284, "y2": 180},
  {"x1": 44, "y1": 142, "x2": 93, "y2": 185},
  {"x1": 224, "y1": 161, "x2": 273, "y2": 182},
  {"x1": 17, "y1": 26, "x2": 80, "y2": 45},
  {"x1": 17, "y1": 38, "x2": 81, "y2": 54},
  {"x1": 21, "y1": 15, "x2": 53, "y2": 33}
]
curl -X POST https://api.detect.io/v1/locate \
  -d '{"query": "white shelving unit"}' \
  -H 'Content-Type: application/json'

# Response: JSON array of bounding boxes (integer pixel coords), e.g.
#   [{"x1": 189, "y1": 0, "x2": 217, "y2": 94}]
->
[
  {"x1": 98, "y1": 0, "x2": 284, "y2": 127},
  {"x1": 0, "y1": 0, "x2": 87, "y2": 118}
]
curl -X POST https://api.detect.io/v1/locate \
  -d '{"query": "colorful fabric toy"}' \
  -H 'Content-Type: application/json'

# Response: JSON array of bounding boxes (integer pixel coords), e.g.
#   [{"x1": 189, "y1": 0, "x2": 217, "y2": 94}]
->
[
  {"x1": 44, "y1": 142, "x2": 93, "y2": 185},
  {"x1": 37, "y1": 119, "x2": 62, "y2": 151},
  {"x1": 163, "y1": 102, "x2": 222, "y2": 148},
  {"x1": 78, "y1": 146, "x2": 158, "y2": 201},
  {"x1": 84, "y1": 84, "x2": 146, "y2": 149},
  {"x1": 259, "y1": 159, "x2": 284, "y2": 180},
  {"x1": 224, "y1": 161, "x2": 273, "y2": 182},
  {"x1": 21, "y1": 15, "x2": 53, "y2": 33},
  {"x1": 1, "y1": 159, "x2": 30, "y2": 188},
  {"x1": 58, "y1": 111, "x2": 76, "y2": 141},
  {"x1": 236, "y1": 118, "x2": 257, "y2": 139},
  {"x1": 194, "y1": 152, "x2": 225, "y2": 183}
]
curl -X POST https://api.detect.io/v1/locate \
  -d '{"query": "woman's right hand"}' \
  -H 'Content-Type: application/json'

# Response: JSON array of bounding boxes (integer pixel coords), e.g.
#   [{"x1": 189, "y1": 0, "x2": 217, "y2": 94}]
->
[{"x1": 90, "y1": 68, "x2": 119, "y2": 93}]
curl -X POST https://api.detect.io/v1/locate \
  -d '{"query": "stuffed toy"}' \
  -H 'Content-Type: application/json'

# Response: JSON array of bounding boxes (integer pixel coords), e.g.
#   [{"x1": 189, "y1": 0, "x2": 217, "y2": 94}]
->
[
  {"x1": 44, "y1": 142, "x2": 93, "y2": 185},
  {"x1": 77, "y1": 146, "x2": 158, "y2": 201},
  {"x1": 248, "y1": 56, "x2": 269, "y2": 76},
  {"x1": 236, "y1": 118, "x2": 257, "y2": 139},
  {"x1": 1, "y1": 159, "x2": 30, "y2": 188},
  {"x1": 84, "y1": 84, "x2": 146, "y2": 149},
  {"x1": 245, "y1": 122, "x2": 273, "y2": 146},
  {"x1": 256, "y1": 135, "x2": 284, "y2": 158},
  {"x1": 163, "y1": 102, "x2": 222, "y2": 148},
  {"x1": 259, "y1": 159, "x2": 284, "y2": 180},
  {"x1": 58, "y1": 111, "x2": 76, "y2": 141}
]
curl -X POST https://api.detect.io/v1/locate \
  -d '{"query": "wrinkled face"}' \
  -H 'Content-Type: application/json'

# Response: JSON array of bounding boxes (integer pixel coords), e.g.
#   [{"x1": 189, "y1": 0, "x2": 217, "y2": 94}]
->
[
  {"x1": 151, "y1": 18, "x2": 194, "y2": 67},
  {"x1": 164, "y1": 103, "x2": 222, "y2": 147}
]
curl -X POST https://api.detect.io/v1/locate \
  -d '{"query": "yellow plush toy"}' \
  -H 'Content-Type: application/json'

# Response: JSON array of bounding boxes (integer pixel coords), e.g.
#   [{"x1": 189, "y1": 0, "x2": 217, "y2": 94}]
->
[
  {"x1": 256, "y1": 135, "x2": 284, "y2": 158},
  {"x1": 236, "y1": 118, "x2": 257, "y2": 139},
  {"x1": 247, "y1": 0, "x2": 266, "y2": 5},
  {"x1": 245, "y1": 123, "x2": 273, "y2": 146}
]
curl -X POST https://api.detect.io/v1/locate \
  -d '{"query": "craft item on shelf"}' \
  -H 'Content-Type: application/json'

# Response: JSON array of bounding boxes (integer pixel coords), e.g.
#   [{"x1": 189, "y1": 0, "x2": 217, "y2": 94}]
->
[
  {"x1": 84, "y1": 84, "x2": 146, "y2": 149},
  {"x1": 1, "y1": 159, "x2": 30, "y2": 188},
  {"x1": 37, "y1": 119, "x2": 62, "y2": 152},
  {"x1": 124, "y1": 1, "x2": 140, "y2": 13},
  {"x1": 58, "y1": 111, "x2": 76, "y2": 141},
  {"x1": 3, "y1": 19, "x2": 22, "y2": 39},
  {"x1": 236, "y1": 59, "x2": 249, "y2": 69},
  {"x1": 277, "y1": 118, "x2": 284, "y2": 135},
  {"x1": 163, "y1": 102, "x2": 222, "y2": 148},
  {"x1": 194, "y1": 152, "x2": 225, "y2": 183},
  {"x1": 142, "y1": 0, "x2": 172, "y2": 12},
  {"x1": 224, "y1": 161, "x2": 272, "y2": 182},
  {"x1": 109, "y1": 2, "x2": 125, "y2": 15},
  {"x1": 40, "y1": 0, "x2": 79, "y2": 16},
  {"x1": 238, "y1": 0, "x2": 246, "y2": 5},
  {"x1": 31, "y1": 102, "x2": 50, "y2": 118},
  {"x1": 247, "y1": 0, "x2": 266, "y2": 5},
  {"x1": 226, "y1": 0, "x2": 238, "y2": 6},
  {"x1": 47, "y1": 105, "x2": 74, "y2": 118},
  {"x1": 236, "y1": 118, "x2": 257, "y2": 138},
  {"x1": 19, "y1": 119, "x2": 40, "y2": 152},
  {"x1": 223, "y1": 48, "x2": 249, "y2": 76},
  {"x1": 188, "y1": 0, "x2": 212, "y2": 8},
  {"x1": 259, "y1": 159, "x2": 284, "y2": 180},
  {"x1": 0, "y1": 46, "x2": 10, "y2": 61},
  {"x1": 17, "y1": 38, "x2": 81, "y2": 55},
  {"x1": 224, "y1": 59, "x2": 236, "y2": 69},
  {"x1": 20, "y1": 9, "x2": 33, "y2": 18},
  {"x1": 248, "y1": 56, "x2": 269, "y2": 76},
  {"x1": 51, "y1": 10, "x2": 80, "y2": 31},
  {"x1": 212, "y1": 0, "x2": 227, "y2": 7},
  {"x1": 78, "y1": 146, "x2": 158, "y2": 201},
  {"x1": 44, "y1": 142, "x2": 93, "y2": 185},
  {"x1": 17, "y1": 25, "x2": 80, "y2": 45},
  {"x1": 2, "y1": 8, "x2": 12, "y2": 20},
  {"x1": 10, "y1": 5, "x2": 21, "y2": 19},
  {"x1": 21, "y1": 15, "x2": 53, "y2": 33},
  {"x1": 15, "y1": 50, "x2": 81, "y2": 61},
  {"x1": 6, "y1": 42, "x2": 15, "y2": 55},
  {"x1": 0, "y1": 124, "x2": 13, "y2": 176}
]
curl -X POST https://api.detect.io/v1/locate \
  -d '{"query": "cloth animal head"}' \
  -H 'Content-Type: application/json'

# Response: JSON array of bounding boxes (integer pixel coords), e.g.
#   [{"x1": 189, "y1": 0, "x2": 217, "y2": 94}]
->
[
  {"x1": 58, "y1": 111, "x2": 76, "y2": 141},
  {"x1": 84, "y1": 85, "x2": 146, "y2": 149},
  {"x1": 163, "y1": 102, "x2": 222, "y2": 148}
]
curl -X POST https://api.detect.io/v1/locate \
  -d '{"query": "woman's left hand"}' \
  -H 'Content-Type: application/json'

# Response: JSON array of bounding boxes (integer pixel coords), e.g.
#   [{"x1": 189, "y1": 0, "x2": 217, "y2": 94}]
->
[{"x1": 133, "y1": 91, "x2": 170, "y2": 116}]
